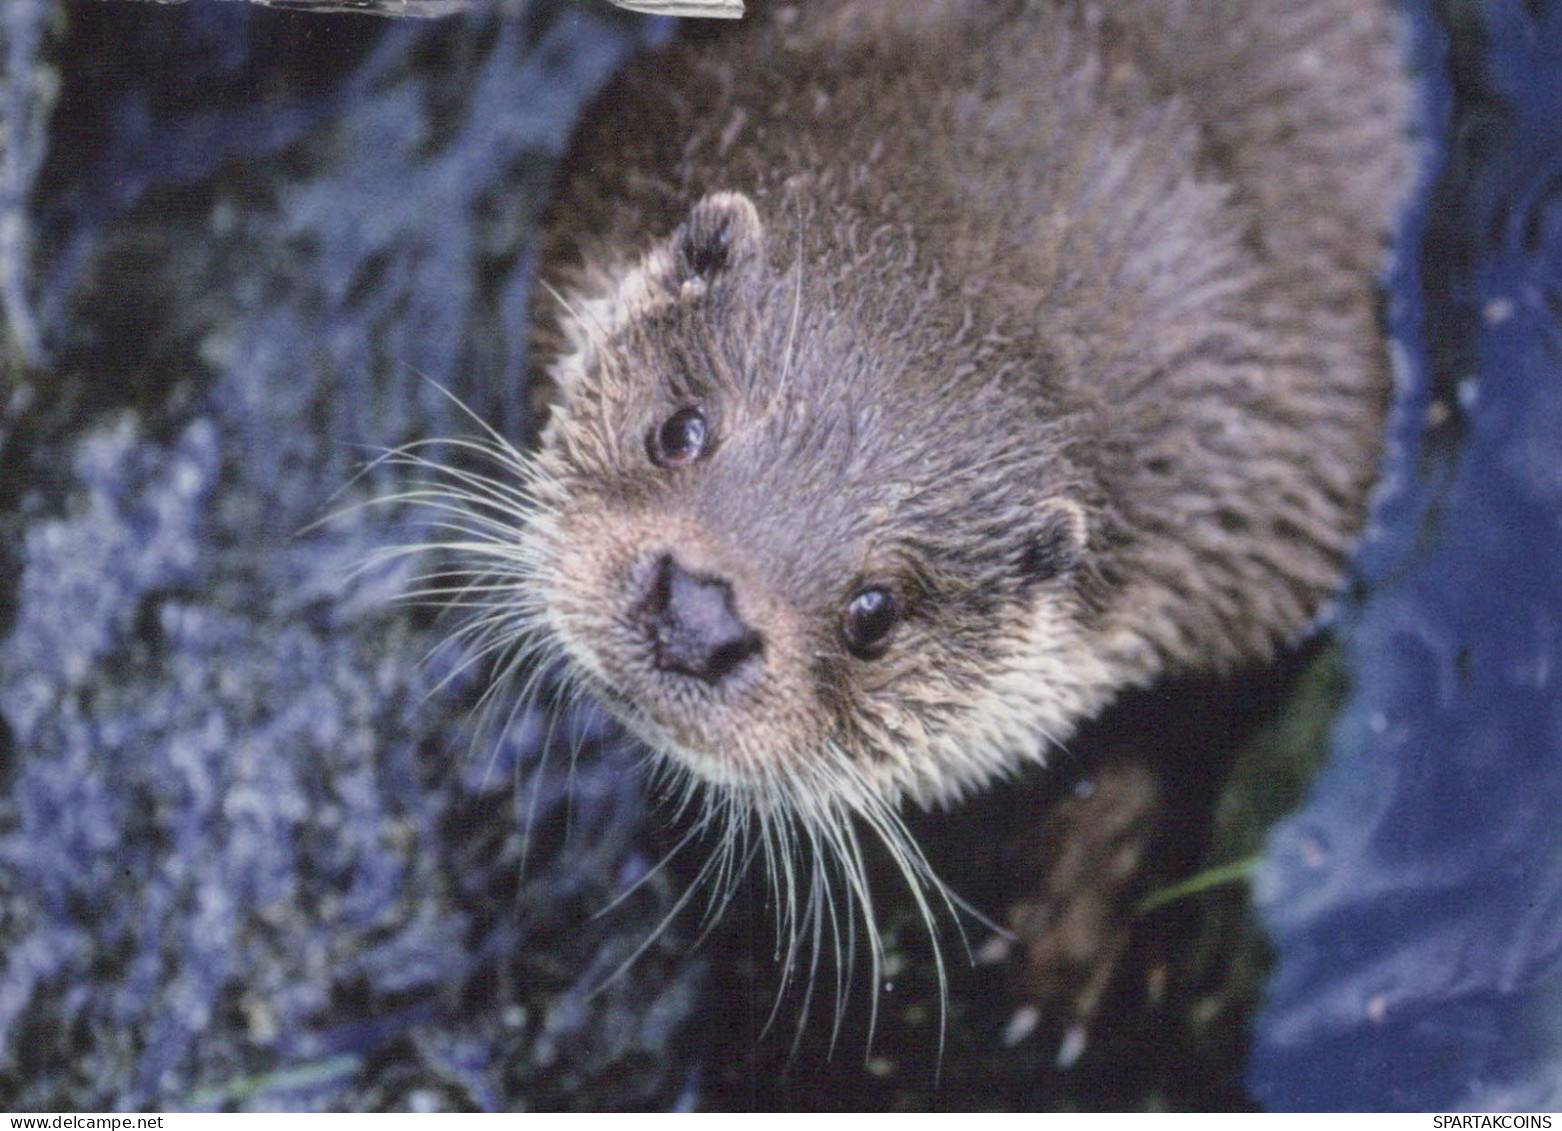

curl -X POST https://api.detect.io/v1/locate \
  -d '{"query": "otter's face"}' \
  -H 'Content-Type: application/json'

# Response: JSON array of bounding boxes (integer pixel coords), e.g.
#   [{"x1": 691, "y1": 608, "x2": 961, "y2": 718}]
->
[{"x1": 528, "y1": 192, "x2": 1105, "y2": 813}]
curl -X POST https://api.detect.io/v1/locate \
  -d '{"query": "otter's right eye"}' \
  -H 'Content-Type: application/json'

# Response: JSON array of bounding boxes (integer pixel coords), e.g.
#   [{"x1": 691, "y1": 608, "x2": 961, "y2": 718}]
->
[
  {"x1": 843, "y1": 586, "x2": 898, "y2": 659},
  {"x1": 649, "y1": 406, "x2": 709, "y2": 467}
]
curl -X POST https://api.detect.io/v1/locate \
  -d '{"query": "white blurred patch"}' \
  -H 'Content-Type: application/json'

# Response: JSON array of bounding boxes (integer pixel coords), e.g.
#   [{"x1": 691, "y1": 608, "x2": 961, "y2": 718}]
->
[{"x1": 608, "y1": 0, "x2": 743, "y2": 18}]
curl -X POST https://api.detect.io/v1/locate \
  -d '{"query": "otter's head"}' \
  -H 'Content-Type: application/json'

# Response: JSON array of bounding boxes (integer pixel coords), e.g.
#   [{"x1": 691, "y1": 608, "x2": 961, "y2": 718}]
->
[{"x1": 523, "y1": 191, "x2": 1122, "y2": 823}]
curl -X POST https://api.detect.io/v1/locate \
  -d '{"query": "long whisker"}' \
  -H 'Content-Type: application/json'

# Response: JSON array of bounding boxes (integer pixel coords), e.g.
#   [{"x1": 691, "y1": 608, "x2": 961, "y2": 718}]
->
[{"x1": 336, "y1": 384, "x2": 986, "y2": 1074}]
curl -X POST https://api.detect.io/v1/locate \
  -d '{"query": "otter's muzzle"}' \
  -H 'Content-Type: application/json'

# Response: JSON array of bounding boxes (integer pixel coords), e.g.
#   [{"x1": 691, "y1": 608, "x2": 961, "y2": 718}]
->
[{"x1": 633, "y1": 553, "x2": 763, "y2": 686}]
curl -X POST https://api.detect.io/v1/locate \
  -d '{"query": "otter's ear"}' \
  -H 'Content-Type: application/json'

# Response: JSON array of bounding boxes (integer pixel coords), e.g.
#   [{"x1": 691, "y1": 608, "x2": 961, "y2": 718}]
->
[
  {"x1": 1018, "y1": 499, "x2": 1090, "y2": 587},
  {"x1": 666, "y1": 191, "x2": 766, "y2": 289}
]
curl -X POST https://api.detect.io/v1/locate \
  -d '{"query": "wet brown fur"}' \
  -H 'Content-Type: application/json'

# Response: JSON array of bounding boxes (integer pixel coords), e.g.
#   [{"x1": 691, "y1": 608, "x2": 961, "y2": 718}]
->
[{"x1": 524, "y1": 0, "x2": 1413, "y2": 812}]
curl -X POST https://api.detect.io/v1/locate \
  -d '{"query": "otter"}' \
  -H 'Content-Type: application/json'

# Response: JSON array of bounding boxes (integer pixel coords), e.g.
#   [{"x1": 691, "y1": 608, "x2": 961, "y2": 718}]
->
[{"x1": 414, "y1": 0, "x2": 1413, "y2": 1029}]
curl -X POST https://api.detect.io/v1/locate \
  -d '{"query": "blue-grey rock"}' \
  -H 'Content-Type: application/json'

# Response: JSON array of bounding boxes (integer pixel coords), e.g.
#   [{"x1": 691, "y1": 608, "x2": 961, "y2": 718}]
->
[
  {"x1": 0, "y1": 0, "x2": 700, "y2": 1111},
  {"x1": 1251, "y1": 0, "x2": 1562, "y2": 1111}
]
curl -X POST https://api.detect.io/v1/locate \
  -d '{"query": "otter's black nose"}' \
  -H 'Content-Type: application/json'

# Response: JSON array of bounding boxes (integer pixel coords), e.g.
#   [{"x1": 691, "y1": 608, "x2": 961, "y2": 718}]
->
[{"x1": 636, "y1": 554, "x2": 763, "y2": 685}]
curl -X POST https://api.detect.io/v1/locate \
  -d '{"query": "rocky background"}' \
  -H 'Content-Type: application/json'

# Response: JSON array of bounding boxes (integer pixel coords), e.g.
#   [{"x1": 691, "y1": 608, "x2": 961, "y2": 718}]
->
[
  {"x1": 0, "y1": 0, "x2": 1555, "y2": 1112},
  {"x1": 1251, "y1": 1, "x2": 1562, "y2": 1110}
]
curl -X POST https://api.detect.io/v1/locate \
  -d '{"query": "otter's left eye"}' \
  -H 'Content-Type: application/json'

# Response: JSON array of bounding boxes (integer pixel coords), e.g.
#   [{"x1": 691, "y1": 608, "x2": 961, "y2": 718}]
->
[
  {"x1": 843, "y1": 586, "x2": 898, "y2": 658},
  {"x1": 649, "y1": 406, "x2": 710, "y2": 467}
]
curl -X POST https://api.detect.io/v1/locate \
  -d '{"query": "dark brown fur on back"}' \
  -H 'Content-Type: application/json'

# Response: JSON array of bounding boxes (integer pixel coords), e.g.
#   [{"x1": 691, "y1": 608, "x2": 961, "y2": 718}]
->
[{"x1": 524, "y1": 0, "x2": 1412, "y2": 808}]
